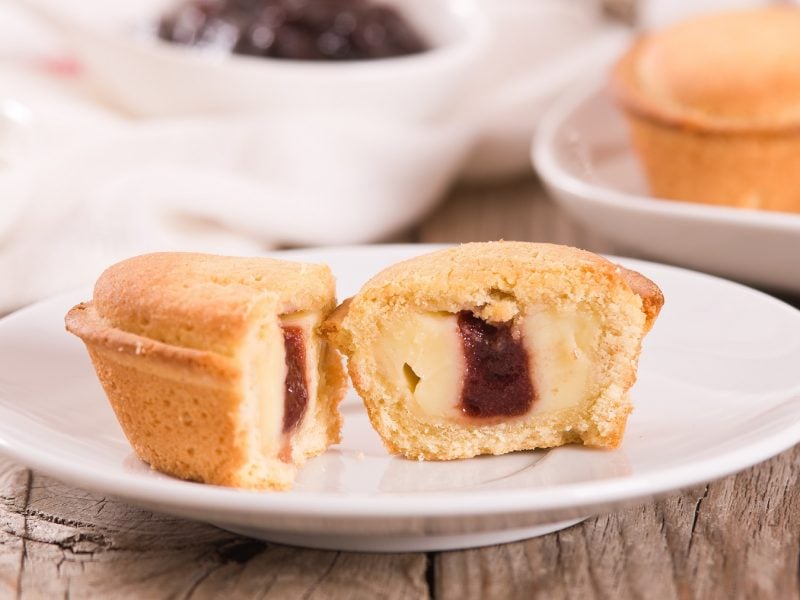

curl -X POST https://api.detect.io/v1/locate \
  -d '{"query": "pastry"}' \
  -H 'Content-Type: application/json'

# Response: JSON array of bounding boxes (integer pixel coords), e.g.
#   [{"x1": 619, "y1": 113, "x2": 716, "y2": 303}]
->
[
  {"x1": 324, "y1": 242, "x2": 663, "y2": 460},
  {"x1": 612, "y1": 7, "x2": 800, "y2": 213},
  {"x1": 65, "y1": 252, "x2": 346, "y2": 490}
]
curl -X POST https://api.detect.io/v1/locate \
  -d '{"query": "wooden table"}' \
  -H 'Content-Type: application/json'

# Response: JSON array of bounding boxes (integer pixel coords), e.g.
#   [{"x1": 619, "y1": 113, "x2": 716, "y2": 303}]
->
[{"x1": 2, "y1": 177, "x2": 799, "y2": 599}]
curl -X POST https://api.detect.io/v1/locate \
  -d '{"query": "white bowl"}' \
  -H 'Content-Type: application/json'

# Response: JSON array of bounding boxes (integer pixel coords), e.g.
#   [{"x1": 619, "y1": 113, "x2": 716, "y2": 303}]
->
[
  {"x1": 31, "y1": 0, "x2": 488, "y2": 120},
  {"x1": 0, "y1": 100, "x2": 33, "y2": 242},
  {"x1": 459, "y1": 0, "x2": 630, "y2": 180},
  {"x1": 533, "y1": 82, "x2": 800, "y2": 294}
]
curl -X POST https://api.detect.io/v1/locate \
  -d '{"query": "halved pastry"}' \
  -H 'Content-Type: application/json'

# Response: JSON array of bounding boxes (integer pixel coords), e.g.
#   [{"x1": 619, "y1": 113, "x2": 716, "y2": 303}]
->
[
  {"x1": 324, "y1": 242, "x2": 663, "y2": 460},
  {"x1": 66, "y1": 252, "x2": 346, "y2": 490}
]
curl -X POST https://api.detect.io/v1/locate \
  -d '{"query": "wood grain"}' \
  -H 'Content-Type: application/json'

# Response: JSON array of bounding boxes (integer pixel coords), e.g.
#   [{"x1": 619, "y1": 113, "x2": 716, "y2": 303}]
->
[
  {"x1": 0, "y1": 461, "x2": 27, "y2": 598},
  {"x1": 1, "y1": 177, "x2": 798, "y2": 598},
  {"x1": 435, "y1": 446, "x2": 800, "y2": 600},
  {"x1": 418, "y1": 177, "x2": 617, "y2": 252},
  {"x1": 0, "y1": 457, "x2": 427, "y2": 599}
]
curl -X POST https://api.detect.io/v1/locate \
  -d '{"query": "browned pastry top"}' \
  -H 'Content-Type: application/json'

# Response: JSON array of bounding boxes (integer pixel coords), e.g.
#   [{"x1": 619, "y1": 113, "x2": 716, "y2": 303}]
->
[
  {"x1": 613, "y1": 7, "x2": 800, "y2": 133},
  {"x1": 351, "y1": 241, "x2": 663, "y2": 330},
  {"x1": 86, "y1": 252, "x2": 335, "y2": 356}
]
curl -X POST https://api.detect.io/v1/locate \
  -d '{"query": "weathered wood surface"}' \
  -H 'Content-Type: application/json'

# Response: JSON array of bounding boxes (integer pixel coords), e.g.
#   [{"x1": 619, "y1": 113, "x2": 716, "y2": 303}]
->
[
  {"x1": 0, "y1": 457, "x2": 428, "y2": 599},
  {"x1": 436, "y1": 446, "x2": 800, "y2": 600},
  {"x1": 2, "y1": 177, "x2": 799, "y2": 599}
]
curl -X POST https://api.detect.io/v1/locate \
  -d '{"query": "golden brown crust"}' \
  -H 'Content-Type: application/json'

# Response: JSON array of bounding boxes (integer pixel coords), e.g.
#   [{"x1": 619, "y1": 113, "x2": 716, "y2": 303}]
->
[
  {"x1": 324, "y1": 242, "x2": 662, "y2": 460},
  {"x1": 66, "y1": 302, "x2": 241, "y2": 385},
  {"x1": 93, "y1": 252, "x2": 336, "y2": 356},
  {"x1": 618, "y1": 267, "x2": 664, "y2": 333},
  {"x1": 327, "y1": 251, "x2": 664, "y2": 344},
  {"x1": 612, "y1": 8, "x2": 800, "y2": 134},
  {"x1": 612, "y1": 8, "x2": 800, "y2": 213},
  {"x1": 351, "y1": 242, "x2": 655, "y2": 317},
  {"x1": 320, "y1": 298, "x2": 353, "y2": 354},
  {"x1": 66, "y1": 252, "x2": 345, "y2": 490}
]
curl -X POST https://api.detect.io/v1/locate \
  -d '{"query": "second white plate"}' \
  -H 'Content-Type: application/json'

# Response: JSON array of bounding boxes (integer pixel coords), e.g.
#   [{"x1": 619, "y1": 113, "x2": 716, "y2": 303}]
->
[
  {"x1": 534, "y1": 83, "x2": 800, "y2": 294},
  {"x1": 0, "y1": 245, "x2": 799, "y2": 551}
]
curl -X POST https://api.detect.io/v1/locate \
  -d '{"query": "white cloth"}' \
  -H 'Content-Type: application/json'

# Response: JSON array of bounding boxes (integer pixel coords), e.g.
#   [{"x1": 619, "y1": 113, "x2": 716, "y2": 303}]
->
[{"x1": 0, "y1": 0, "x2": 752, "y2": 312}]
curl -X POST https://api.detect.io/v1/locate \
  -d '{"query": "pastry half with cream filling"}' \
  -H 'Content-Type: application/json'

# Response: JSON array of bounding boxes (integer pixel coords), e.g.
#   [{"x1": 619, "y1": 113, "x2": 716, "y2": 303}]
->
[
  {"x1": 66, "y1": 252, "x2": 346, "y2": 489},
  {"x1": 324, "y1": 242, "x2": 663, "y2": 460}
]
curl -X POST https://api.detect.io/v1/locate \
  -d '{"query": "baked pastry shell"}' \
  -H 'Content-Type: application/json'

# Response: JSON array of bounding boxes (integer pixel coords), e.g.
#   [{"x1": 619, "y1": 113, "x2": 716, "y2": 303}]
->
[
  {"x1": 612, "y1": 40, "x2": 800, "y2": 214},
  {"x1": 324, "y1": 242, "x2": 664, "y2": 460},
  {"x1": 66, "y1": 301, "x2": 344, "y2": 490}
]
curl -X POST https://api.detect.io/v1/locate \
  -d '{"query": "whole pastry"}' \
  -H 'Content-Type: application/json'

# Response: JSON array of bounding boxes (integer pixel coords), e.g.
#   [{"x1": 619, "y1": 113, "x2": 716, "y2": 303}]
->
[
  {"x1": 324, "y1": 242, "x2": 663, "y2": 460},
  {"x1": 66, "y1": 253, "x2": 346, "y2": 490},
  {"x1": 612, "y1": 7, "x2": 800, "y2": 213}
]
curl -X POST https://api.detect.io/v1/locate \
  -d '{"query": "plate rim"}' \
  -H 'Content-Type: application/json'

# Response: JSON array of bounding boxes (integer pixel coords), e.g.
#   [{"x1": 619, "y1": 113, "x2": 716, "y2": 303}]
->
[
  {"x1": 531, "y1": 80, "x2": 800, "y2": 233},
  {"x1": 1, "y1": 244, "x2": 800, "y2": 520}
]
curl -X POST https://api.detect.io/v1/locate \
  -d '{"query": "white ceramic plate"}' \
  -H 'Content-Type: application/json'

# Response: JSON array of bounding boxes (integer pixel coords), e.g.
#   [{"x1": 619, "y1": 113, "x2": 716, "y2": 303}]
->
[
  {"x1": 1, "y1": 245, "x2": 799, "y2": 552},
  {"x1": 533, "y1": 83, "x2": 800, "y2": 294},
  {"x1": 0, "y1": 100, "x2": 33, "y2": 243}
]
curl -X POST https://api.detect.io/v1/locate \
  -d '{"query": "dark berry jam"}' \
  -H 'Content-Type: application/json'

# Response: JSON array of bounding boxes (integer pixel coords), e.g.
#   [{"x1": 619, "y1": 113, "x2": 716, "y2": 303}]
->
[
  {"x1": 457, "y1": 312, "x2": 534, "y2": 419},
  {"x1": 281, "y1": 326, "x2": 308, "y2": 433},
  {"x1": 157, "y1": 0, "x2": 428, "y2": 61}
]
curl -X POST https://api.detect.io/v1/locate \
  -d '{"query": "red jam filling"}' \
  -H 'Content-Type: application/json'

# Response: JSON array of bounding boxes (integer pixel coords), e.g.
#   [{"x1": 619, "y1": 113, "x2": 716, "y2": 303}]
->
[
  {"x1": 158, "y1": 0, "x2": 428, "y2": 61},
  {"x1": 282, "y1": 326, "x2": 309, "y2": 434},
  {"x1": 457, "y1": 311, "x2": 534, "y2": 418}
]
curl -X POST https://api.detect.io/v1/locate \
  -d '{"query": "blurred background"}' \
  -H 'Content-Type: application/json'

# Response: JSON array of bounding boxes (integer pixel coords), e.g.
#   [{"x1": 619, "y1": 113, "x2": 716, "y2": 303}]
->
[{"x1": 0, "y1": 0, "x2": 796, "y2": 313}]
